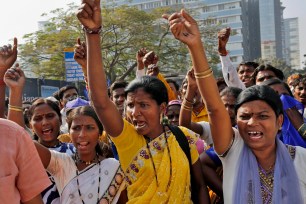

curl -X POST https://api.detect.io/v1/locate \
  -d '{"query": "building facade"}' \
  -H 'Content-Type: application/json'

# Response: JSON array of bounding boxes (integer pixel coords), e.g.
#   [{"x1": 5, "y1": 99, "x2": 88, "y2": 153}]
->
[
  {"x1": 103, "y1": 0, "x2": 262, "y2": 67},
  {"x1": 284, "y1": 18, "x2": 301, "y2": 69},
  {"x1": 259, "y1": 0, "x2": 284, "y2": 60}
]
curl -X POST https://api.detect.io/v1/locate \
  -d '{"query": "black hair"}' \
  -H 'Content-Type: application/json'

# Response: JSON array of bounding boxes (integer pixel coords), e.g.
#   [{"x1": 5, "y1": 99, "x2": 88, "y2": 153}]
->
[
  {"x1": 235, "y1": 85, "x2": 283, "y2": 117},
  {"x1": 109, "y1": 80, "x2": 128, "y2": 95},
  {"x1": 28, "y1": 98, "x2": 62, "y2": 123},
  {"x1": 58, "y1": 85, "x2": 78, "y2": 100},
  {"x1": 125, "y1": 76, "x2": 168, "y2": 105},
  {"x1": 220, "y1": 86, "x2": 243, "y2": 99},
  {"x1": 66, "y1": 106, "x2": 112, "y2": 158},
  {"x1": 166, "y1": 78, "x2": 180, "y2": 92},
  {"x1": 252, "y1": 64, "x2": 284, "y2": 84},
  {"x1": 27, "y1": 98, "x2": 62, "y2": 140},
  {"x1": 237, "y1": 61, "x2": 259, "y2": 71},
  {"x1": 260, "y1": 78, "x2": 293, "y2": 97}
]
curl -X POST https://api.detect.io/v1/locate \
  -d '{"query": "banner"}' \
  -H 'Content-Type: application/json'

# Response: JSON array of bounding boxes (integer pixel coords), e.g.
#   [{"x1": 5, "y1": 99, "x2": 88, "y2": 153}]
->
[{"x1": 64, "y1": 48, "x2": 84, "y2": 82}]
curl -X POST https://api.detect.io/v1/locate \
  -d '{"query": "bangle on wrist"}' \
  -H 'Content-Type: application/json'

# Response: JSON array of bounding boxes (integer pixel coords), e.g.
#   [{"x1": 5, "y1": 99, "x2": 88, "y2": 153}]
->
[
  {"x1": 184, "y1": 97, "x2": 194, "y2": 106},
  {"x1": 194, "y1": 69, "x2": 214, "y2": 79},
  {"x1": 82, "y1": 25, "x2": 102, "y2": 34},
  {"x1": 8, "y1": 104, "x2": 23, "y2": 112},
  {"x1": 182, "y1": 103, "x2": 193, "y2": 111}
]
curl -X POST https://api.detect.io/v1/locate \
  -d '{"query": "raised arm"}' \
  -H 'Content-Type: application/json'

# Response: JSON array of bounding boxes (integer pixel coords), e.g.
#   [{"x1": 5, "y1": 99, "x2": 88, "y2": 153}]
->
[
  {"x1": 218, "y1": 28, "x2": 245, "y2": 90},
  {"x1": 135, "y1": 48, "x2": 147, "y2": 78},
  {"x1": 4, "y1": 64, "x2": 26, "y2": 127},
  {"x1": 76, "y1": 0, "x2": 123, "y2": 137},
  {"x1": 0, "y1": 38, "x2": 18, "y2": 118},
  {"x1": 179, "y1": 69, "x2": 204, "y2": 135},
  {"x1": 163, "y1": 10, "x2": 233, "y2": 155}
]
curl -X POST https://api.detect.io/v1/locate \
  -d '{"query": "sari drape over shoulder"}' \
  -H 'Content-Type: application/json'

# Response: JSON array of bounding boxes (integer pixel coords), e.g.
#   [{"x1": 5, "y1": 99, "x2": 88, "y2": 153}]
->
[
  {"x1": 47, "y1": 151, "x2": 125, "y2": 204},
  {"x1": 111, "y1": 119, "x2": 199, "y2": 204}
]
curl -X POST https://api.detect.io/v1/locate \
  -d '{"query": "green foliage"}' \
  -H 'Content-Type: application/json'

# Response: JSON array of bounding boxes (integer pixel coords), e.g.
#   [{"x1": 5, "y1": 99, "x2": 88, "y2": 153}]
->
[{"x1": 19, "y1": 3, "x2": 222, "y2": 82}]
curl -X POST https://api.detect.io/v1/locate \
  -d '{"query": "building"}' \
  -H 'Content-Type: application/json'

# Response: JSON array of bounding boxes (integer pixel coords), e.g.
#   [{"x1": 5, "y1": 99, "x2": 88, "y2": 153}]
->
[
  {"x1": 259, "y1": 0, "x2": 284, "y2": 60},
  {"x1": 283, "y1": 18, "x2": 301, "y2": 69},
  {"x1": 103, "y1": 0, "x2": 262, "y2": 67}
]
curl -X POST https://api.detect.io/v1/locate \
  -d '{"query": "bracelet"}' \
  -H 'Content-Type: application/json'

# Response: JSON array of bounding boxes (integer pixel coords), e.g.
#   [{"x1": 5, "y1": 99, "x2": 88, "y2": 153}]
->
[
  {"x1": 194, "y1": 69, "x2": 212, "y2": 77},
  {"x1": 0, "y1": 79, "x2": 5, "y2": 86},
  {"x1": 82, "y1": 26, "x2": 102, "y2": 34},
  {"x1": 194, "y1": 70, "x2": 214, "y2": 79},
  {"x1": 9, "y1": 107, "x2": 23, "y2": 112},
  {"x1": 182, "y1": 102, "x2": 193, "y2": 111},
  {"x1": 298, "y1": 124, "x2": 306, "y2": 139},
  {"x1": 218, "y1": 51, "x2": 228, "y2": 56},
  {"x1": 8, "y1": 104, "x2": 23, "y2": 112},
  {"x1": 184, "y1": 97, "x2": 194, "y2": 106}
]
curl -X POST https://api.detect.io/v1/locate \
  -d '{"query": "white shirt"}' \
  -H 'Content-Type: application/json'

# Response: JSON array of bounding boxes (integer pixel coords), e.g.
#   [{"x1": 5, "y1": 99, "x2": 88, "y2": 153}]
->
[{"x1": 220, "y1": 55, "x2": 246, "y2": 90}]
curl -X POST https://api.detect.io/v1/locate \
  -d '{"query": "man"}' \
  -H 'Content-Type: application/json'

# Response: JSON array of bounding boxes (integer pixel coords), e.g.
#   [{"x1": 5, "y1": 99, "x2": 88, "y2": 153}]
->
[
  {"x1": 58, "y1": 85, "x2": 79, "y2": 133},
  {"x1": 58, "y1": 85, "x2": 78, "y2": 109},
  {"x1": 218, "y1": 27, "x2": 258, "y2": 89},
  {"x1": 0, "y1": 118, "x2": 51, "y2": 203},
  {"x1": 109, "y1": 80, "x2": 128, "y2": 117}
]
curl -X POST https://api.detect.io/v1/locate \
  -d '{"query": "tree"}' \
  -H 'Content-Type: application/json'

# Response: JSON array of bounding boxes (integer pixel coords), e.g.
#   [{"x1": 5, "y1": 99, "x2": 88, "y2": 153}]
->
[{"x1": 19, "y1": 3, "x2": 222, "y2": 83}]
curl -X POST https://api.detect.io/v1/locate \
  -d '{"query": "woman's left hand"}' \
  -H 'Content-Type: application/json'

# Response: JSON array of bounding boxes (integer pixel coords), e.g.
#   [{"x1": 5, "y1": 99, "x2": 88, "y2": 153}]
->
[
  {"x1": 76, "y1": 0, "x2": 102, "y2": 29},
  {"x1": 162, "y1": 9, "x2": 201, "y2": 46}
]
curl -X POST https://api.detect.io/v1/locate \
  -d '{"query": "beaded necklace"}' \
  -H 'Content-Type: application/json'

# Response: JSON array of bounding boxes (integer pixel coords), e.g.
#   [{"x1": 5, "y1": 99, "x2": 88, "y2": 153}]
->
[
  {"x1": 74, "y1": 154, "x2": 101, "y2": 204},
  {"x1": 145, "y1": 126, "x2": 172, "y2": 192}
]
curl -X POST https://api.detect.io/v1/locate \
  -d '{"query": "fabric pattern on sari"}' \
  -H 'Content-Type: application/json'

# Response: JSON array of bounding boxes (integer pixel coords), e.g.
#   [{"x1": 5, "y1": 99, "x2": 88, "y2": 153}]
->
[
  {"x1": 61, "y1": 160, "x2": 125, "y2": 204},
  {"x1": 47, "y1": 151, "x2": 125, "y2": 204},
  {"x1": 111, "y1": 119, "x2": 199, "y2": 204}
]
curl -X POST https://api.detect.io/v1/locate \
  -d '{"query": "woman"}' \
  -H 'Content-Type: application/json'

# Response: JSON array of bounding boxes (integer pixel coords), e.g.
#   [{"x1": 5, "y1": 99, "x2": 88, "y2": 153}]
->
[
  {"x1": 4, "y1": 64, "x2": 75, "y2": 203},
  {"x1": 4, "y1": 67, "x2": 125, "y2": 203},
  {"x1": 164, "y1": 9, "x2": 306, "y2": 203},
  {"x1": 76, "y1": 0, "x2": 209, "y2": 203}
]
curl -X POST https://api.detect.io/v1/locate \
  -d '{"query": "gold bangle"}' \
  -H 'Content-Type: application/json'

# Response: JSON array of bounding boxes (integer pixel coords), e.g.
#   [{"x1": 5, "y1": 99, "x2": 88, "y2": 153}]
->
[
  {"x1": 184, "y1": 98, "x2": 194, "y2": 106},
  {"x1": 194, "y1": 69, "x2": 212, "y2": 77},
  {"x1": 9, "y1": 107, "x2": 23, "y2": 112},
  {"x1": 182, "y1": 103, "x2": 193, "y2": 111},
  {"x1": 194, "y1": 70, "x2": 213, "y2": 79},
  {"x1": 8, "y1": 104, "x2": 23, "y2": 110}
]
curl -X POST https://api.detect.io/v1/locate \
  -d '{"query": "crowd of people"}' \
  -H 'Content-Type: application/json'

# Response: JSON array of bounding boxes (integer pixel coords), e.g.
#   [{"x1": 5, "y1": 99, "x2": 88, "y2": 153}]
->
[{"x1": 1, "y1": 0, "x2": 306, "y2": 203}]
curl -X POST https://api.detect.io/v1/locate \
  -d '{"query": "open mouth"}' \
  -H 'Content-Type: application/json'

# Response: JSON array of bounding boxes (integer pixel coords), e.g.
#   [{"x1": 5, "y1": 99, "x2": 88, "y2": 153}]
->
[
  {"x1": 248, "y1": 131, "x2": 263, "y2": 140},
  {"x1": 134, "y1": 120, "x2": 146, "y2": 130},
  {"x1": 77, "y1": 141, "x2": 89, "y2": 150},
  {"x1": 42, "y1": 128, "x2": 53, "y2": 136}
]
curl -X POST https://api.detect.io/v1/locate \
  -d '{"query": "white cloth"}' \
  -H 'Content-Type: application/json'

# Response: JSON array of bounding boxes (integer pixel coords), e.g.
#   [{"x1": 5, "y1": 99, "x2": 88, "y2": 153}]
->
[
  {"x1": 135, "y1": 69, "x2": 145, "y2": 79},
  {"x1": 219, "y1": 128, "x2": 306, "y2": 204},
  {"x1": 220, "y1": 55, "x2": 246, "y2": 90},
  {"x1": 197, "y1": 121, "x2": 213, "y2": 146},
  {"x1": 47, "y1": 151, "x2": 125, "y2": 204}
]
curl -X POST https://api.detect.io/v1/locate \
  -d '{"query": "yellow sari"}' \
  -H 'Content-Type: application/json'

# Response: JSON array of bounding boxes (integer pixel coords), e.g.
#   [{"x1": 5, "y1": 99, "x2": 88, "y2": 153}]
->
[{"x1": 111, "y1": 120, "x2": 199, "y2": 203}]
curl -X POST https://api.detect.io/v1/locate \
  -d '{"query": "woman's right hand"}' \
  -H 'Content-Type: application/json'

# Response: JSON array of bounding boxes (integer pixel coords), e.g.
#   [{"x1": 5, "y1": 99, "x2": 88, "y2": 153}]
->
[
  {"x1": 162, "y1": 9, "x2": 201, "y2": 47},
  {"x1": 4, "y1": 63, "x2": 25, "y2": 91},
  {"x1": 76, "y1": 0, "x2": 102, "y2": 29}
]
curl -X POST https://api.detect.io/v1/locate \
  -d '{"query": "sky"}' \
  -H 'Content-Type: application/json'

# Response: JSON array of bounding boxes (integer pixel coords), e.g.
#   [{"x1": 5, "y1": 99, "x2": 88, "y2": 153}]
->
[{"x1": 0, "y1": 0, "x2": 305, "y2": 66}]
